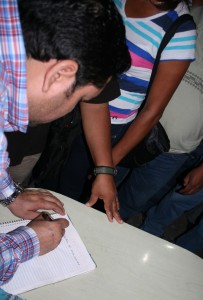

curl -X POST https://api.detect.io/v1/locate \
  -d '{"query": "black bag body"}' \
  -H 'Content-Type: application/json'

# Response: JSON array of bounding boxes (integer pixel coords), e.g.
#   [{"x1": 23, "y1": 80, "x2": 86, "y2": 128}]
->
[
  {"x1": 119, "y1": 14, "x2": 193, "y2": 168},
  {"x1": 120, "y1": 122, "x2": 170, "y2": 167},
  {"x1": 32, "y1": 105, "x2": 82, "y2": 187}
]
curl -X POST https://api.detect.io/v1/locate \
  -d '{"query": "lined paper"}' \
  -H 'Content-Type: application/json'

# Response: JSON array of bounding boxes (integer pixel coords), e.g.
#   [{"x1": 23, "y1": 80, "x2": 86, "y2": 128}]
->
[{"x1": 1, "y1": 214, "x2": 96, "y2": 295}]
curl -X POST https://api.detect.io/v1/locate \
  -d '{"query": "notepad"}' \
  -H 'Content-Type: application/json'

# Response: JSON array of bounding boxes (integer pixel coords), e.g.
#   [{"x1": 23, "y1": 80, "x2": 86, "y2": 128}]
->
[{"x1": 0, "y1": 213, "x2": 96, "y2": 295}]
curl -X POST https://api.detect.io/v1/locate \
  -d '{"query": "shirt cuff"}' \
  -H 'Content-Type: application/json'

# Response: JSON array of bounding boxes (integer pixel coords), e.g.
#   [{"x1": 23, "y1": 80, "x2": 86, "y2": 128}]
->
[
  {"x1": 0, "y1": 175, "x2": 15, "y2": 200},
  {"x1": 8, "y1": 226, "x2": 40, "y2": 262}
]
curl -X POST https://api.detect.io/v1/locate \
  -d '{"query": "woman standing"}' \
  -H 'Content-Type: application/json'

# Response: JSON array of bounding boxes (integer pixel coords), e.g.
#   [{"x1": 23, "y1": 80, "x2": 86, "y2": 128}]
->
[{"x1": 58, "y1": 0, "x2": 196, "y2": 221}]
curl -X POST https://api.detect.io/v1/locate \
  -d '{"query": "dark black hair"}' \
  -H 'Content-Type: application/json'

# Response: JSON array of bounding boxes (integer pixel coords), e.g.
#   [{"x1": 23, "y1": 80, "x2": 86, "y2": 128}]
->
[
  {"x1": 151, "y1": 0, "x2": 189, "y2": 10},
  {"x1": 18, "y1": 0, "x2": 131, "y2": 88}
]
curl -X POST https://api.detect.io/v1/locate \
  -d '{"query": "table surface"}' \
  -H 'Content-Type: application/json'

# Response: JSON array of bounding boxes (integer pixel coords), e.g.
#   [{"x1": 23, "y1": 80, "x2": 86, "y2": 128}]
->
[{"x1": 1, "y1": 191, "x2": 203, "y2": 300}]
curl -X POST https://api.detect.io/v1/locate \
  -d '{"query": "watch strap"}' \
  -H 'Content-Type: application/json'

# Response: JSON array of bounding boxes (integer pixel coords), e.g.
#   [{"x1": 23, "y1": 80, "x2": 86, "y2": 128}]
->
[
  {"x1": 0, "y1": 182, "x2": 24, "y2": 207},
  {"x1": 93, "y1": 166, "x2": 117, "y2": 176}
]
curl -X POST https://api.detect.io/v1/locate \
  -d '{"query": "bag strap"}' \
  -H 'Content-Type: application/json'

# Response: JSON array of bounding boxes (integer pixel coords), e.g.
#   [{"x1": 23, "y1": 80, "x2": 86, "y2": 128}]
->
[{"x1": 140, "y1": 14, "x2": 194, "y2": 110}]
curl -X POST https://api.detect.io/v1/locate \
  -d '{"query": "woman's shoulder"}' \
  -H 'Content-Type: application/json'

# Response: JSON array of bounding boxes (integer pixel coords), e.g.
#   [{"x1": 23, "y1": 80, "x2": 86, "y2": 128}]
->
[{"x1": 150, "y1": 2, "x2": 196, "y2": 33}]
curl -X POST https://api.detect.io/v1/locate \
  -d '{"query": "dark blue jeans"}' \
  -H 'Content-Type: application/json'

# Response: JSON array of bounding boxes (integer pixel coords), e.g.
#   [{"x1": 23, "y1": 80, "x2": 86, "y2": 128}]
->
[
  {"x1": 175, "y1": 218, "x2": 203, "y2": 255},
  {"x1": 118, "y1": 141, "x2": 203, "y2": 221},
  {"x1": 141, "y1": 184, "x2": 203, "y2": 236}
]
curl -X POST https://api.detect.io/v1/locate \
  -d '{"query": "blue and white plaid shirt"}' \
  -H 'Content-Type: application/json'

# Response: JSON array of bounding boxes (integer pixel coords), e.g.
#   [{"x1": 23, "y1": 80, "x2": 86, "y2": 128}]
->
[
  {"x1": 0, "y1": 0, "x2": 40, "y2": 290},
  {"x1": 0, "y1": 0, "x2": 28, "y2": 199},
  {"x1": 0, "y1": 226, "x2": 39, "y2": 286}
]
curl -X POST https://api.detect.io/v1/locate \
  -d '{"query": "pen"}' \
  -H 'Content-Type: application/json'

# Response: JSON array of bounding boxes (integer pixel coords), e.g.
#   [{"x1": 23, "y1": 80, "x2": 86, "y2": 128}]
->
[{"x1": 41, "y1": 212, "x2": 53, "y2": 221}]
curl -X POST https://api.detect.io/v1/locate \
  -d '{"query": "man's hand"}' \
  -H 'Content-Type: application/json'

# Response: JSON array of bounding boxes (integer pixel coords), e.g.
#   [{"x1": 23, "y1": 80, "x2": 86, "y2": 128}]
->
[
  {"x1": 86, "y1": 174, "x2": 123, "y2": 224},
  {"x1": 28, "y1": 213, "x2": 69, "y2": 255},
  {"x1": 179, "y1": 164, "x2": 203, "y2": 195},
  {"x1": 8, "y1": 189, "x2": 65, "y2": 219}
]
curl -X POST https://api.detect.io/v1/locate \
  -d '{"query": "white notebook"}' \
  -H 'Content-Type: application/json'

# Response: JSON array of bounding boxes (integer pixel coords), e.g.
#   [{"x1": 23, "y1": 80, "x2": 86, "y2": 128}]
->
[{"x1": 0, "y1": 213, "x2": 96, "y2": 295}]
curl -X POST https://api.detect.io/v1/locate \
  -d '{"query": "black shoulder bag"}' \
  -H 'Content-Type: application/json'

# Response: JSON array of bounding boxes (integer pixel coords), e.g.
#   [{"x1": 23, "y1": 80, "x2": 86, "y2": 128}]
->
[
  {"x1": 119, "y1": 14, "x2": 194, "y2": 168},
  {"x1": 31, "y1": 105, "x2": 82, "y2": 188}
]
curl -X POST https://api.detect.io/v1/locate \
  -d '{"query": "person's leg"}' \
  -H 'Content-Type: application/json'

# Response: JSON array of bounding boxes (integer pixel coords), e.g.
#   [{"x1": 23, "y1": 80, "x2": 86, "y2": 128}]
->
[
  {"x1": 186, "y1": 202, "x2": 203, "y2": 224},
  {"x1": 118, "y1": 141, "x2": 203, "y2": 221},
  {"x1": 141, "y1": 187, "x2": 203, "y2": 237},
  {"x1": 118, "y1": 152, "x2": 190, "y2": 220},
  {"x1": 175, "y1": 218, "x2": 203, "y2": 256}
]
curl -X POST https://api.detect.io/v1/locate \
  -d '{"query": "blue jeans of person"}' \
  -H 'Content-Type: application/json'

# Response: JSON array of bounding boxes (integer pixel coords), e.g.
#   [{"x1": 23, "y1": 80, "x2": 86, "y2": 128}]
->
[
  {"x1": 118, "y1": 141, "x2": 203, "y2": 220},
  {"x1": 175, "y1": 218, "x2": 203, "y2": 255},
  {"x1": 58, "y1": 122, "x2": 131, "y2": 201},
  {"x1": 141, "y1": 185, "x2": 203, "y2": 237}
]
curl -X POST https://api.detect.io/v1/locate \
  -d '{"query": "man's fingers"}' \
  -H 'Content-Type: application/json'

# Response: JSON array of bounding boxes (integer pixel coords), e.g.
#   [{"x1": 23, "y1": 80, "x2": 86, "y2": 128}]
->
[
  {"x1": 106, "y1": 210, "x2": 113, "y2": 222},
  {"x1": 179, "y1": 185, "x2": 195, "y2": 195},
  {"x1": 86, "y1": 195, "x2": 97, "y2": 207},
  {"x1": 39, "y1": 190, "x2": 64, "y2": 206},
  {"x1": 32, "y1": 214, "x2": 69, "y2": 229},
  {"x1": 87, "y1": 193, "x2": 123, "y2": 224},
  {"x1": 37, "y1": 191, "x2": 65, "y2": 208},
  {"x1": 38, "y1": 201, "x2": 65, "y2": 215},
  {"x1": 25, "y1": 211, "x2": 42, "y2": 220},
  {"x1": 36, "y1": 192, "x2": 65, "y2": 215},
  {"x1": 113, "y1": 211, "x2": 123, "y2": 224},
  {"x1": 54, "y1": 218, "x2": 69, "y2": 229},
  {"x1": 104, "y1": 198, "x2": 123, "y2": 224},
  {"x1": 105, "y1": 207, "x2": 123, "y2": 224},
  {"x1": 116, "y1": 197, "x2": 120, "y2": 210}
]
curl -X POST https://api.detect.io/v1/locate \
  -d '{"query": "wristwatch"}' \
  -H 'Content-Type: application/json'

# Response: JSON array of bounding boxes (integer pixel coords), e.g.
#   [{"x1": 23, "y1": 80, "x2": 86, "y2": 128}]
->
[
  {"x1": 0, "y1": 182, "x2": 24, "y2": 207},
  {"x1": 93, "y1": 166, "x2": 117, "y2": 177}
]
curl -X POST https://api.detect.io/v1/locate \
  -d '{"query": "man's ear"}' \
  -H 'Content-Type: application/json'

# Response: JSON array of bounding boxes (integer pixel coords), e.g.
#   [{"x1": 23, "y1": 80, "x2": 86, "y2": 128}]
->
[{"x1": 42, "y1": 60, "x2": 78, "y2": 92}]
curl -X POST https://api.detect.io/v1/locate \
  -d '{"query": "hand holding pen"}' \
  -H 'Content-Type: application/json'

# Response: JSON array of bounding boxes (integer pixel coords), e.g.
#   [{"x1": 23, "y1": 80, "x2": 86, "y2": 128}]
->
[
  {"x1": 41, "y1": 211, "x2": 54, "y2": 221},
  {"x1": 28, "y1": 211, "x2": 69, "y2": 255}
]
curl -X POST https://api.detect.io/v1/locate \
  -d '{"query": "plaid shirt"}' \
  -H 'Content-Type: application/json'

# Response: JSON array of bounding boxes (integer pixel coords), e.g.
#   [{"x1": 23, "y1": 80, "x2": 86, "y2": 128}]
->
[
  {"x1": 0, "y1": 0, "x2": 28, "y2": 199},
  {"x1": 0, "y1": 288, "x2": 23, "y2": 300},
  {"x1": 0, "y1": 227, "x2": 39, "y2": 286}
]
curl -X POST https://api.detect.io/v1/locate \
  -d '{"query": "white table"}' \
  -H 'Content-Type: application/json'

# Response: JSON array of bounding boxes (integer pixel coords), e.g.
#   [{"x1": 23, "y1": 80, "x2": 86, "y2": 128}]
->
[{"x1": 1, "y1": 191, "x2": 203, "y2": 300}]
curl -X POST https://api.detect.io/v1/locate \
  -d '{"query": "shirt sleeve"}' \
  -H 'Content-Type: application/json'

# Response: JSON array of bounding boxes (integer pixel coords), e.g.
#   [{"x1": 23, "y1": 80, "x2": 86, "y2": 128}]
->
[
  {"x1": 0, "y1": 81, "x2": 16, "y2": 200},
  {"x1": 0, "y1": 226, "x2": 40, "y2": 285},
  {"x1": 161, "y1": 16, "x2": 197, "y2": 61},
  {"x1": 0, "y1": 287, "x2": 23, "y2": 300}
]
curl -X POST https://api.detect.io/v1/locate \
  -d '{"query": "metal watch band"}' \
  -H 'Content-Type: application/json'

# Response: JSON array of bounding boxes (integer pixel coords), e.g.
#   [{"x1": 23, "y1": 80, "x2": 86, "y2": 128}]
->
[
  {"x1": 0, "y1": 182, "x2": 24, "y2": 207},
  {"x1": 93, "y1": 166, "x2": 117, "y2": 177}
]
